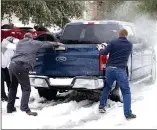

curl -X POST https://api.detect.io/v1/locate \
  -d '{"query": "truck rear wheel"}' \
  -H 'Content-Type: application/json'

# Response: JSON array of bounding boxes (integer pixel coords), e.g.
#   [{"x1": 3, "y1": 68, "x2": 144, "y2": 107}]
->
[
  {"x1": 37, "y1": 88, "x2": 58, "y2": 100},
  {"x1": 109, "y1": 82, "x2": 123, "y2": 103},
  {"x1": 109, "y1": 67, "x2": 128, "y2": 103}
]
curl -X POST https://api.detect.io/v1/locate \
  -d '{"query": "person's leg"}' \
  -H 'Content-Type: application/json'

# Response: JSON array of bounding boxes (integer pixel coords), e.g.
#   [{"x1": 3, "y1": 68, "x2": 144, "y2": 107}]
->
[
  {"x1": 116, "y1": 68, "x2": 134, "y2": 118},
  {"x1": 4, "y1": 67, "x2": 20, "y2": 99},
  {"x1": 12, "y1": 65, "x2": 31, "y2": 112},
  {"x1": 1, "y1": 68, "x2": 8, "y2": 100},
  {"x1": 18, "y1": 73, "x2": 31, "y2": 113},
  {"x1": 3, "y1": 67, "x2": 11, "y2": 92},
  {"x1": 99, "y1": 67, "x2": 116, "y2": 109},
  {"x1": 7, "y1": 66, "x2": 18, "y2": 112},
  {"x1": 13, "y1": 63, "x2": 37, "y2": 116}
]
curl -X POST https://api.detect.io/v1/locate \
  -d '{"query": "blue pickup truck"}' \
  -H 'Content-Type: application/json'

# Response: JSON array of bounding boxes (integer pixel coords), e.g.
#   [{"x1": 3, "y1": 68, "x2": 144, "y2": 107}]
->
[{"x1": 29, "y1": 20, "x2": 156, "y2": 101}]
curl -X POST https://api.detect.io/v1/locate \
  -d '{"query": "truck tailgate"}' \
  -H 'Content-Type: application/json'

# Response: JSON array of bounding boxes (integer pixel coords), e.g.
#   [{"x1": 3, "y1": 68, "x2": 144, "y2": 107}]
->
[{"x1": 34, "y1": 44, "x2": 100, "y2": 77}]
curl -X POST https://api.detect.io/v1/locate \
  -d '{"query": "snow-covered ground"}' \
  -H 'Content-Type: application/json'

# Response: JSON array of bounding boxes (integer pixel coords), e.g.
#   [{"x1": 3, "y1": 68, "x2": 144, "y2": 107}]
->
[{"x1": 2, "y1": 81, "x2": 157, "y2": 129}]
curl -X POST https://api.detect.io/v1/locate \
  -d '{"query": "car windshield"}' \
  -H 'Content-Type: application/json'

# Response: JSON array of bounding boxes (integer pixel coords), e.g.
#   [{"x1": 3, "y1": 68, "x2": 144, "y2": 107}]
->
[
  {"x1": 61, "y1": 24, "x2": 119, "y2": 44},
  {"x1": 1, "y1": 25, "x2": 14, "y2": 29}
]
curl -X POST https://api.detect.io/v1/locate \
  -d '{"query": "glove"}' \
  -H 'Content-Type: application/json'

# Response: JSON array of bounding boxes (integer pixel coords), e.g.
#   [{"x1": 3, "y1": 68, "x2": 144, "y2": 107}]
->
[
  {"x1": 96, "y1": 43, "x2": 107, "y2": 51},
  {"x1": 101, "y1": 42, "x2": 108, "y2": 47}
]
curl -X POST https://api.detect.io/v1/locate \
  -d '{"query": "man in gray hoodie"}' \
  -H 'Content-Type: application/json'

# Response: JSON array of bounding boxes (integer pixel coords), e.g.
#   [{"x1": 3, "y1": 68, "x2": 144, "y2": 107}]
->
[{"x1": 7, "y1": 33, "x2": 58, "y2": 116}]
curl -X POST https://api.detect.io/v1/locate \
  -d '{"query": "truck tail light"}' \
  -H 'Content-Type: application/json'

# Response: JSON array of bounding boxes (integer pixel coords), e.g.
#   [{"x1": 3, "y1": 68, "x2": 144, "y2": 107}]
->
[{"x1": 99, "y1": 55, "x2": 108, "y2": 71}]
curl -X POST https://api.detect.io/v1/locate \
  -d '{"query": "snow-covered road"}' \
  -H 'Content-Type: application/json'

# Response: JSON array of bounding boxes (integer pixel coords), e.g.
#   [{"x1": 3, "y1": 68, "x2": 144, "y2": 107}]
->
[{"x1": 2, "y1": 80, "x2": 157, "y2": 129}]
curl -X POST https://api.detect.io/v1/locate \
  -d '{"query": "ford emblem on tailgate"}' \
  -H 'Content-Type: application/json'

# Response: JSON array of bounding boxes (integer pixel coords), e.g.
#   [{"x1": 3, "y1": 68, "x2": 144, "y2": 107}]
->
[{"x1": 56, "y1": 56, "x2": 67, "y2": 62}]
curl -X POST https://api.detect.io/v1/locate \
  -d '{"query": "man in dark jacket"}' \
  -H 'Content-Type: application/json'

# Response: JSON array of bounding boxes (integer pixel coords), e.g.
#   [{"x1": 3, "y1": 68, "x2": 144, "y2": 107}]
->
[
  {"x1": 97, "y1": 29, "x2": 136, "y2": 119},
  {"x1": 7, "y1": 33, "x2": 58, "y2": 116}
]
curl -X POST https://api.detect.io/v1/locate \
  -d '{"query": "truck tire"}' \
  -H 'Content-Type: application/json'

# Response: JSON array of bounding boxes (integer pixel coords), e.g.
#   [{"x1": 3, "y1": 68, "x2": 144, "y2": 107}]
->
[
  {"x1": 109, "y1": 66, "x2": 129, "y2": 103},
  {"x1": 109, "y1": 82, "x2": 123, "y2": 103},
  {"x1": 37, "y1": 88, "x2": 57, "y2": 100}
]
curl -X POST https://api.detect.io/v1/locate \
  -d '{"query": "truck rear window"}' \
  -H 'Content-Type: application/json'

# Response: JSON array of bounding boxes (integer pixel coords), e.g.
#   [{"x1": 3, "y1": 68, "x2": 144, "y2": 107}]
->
[{"x1": 61, "y1": 24, "x2": 119, "y2": 44}]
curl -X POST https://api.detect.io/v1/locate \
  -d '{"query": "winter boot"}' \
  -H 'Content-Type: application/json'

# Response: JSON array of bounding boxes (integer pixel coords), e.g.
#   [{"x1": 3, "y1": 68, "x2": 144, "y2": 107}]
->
[
  {"x1": 26, "y1": 111, "x2": 38, "y2": 116},
  {"x1": 99, "y1": 108, "x2": 106, "y2": 113},
  {"x1": 7, "y1": 107, "x2": 17, "y2": 113},
  {"x1": 126, "y1": 113, "x2": 136, "y2": 120}
]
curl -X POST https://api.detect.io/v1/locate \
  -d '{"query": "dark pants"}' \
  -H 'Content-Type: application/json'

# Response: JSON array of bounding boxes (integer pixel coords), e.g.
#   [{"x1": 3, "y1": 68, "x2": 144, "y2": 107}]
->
[
  {"x1": 1, "y1": 68, "x2": 11, "y2": 98},
  {"x1": 99, "y1": 66, "x2": 132, "y2": 117},
  {"x1": 7, "y1": 61, "x2": 31, "y2": 112}
]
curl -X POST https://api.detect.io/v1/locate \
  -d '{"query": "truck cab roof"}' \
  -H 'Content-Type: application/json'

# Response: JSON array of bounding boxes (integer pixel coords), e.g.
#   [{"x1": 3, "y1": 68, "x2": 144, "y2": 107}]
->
[{"x1": 67, "y1": 20, "x2": 135, "y2": 27}]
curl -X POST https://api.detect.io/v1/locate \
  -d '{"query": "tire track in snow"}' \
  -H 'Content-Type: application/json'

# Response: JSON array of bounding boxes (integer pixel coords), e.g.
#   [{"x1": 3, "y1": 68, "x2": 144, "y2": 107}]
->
[{"x1": 40, "y1": 100, "x2": 122, "y2": 129}]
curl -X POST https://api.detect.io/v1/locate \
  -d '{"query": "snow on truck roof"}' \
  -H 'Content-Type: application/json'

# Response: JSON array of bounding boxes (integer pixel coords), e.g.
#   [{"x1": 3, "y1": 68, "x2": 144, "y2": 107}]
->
[{"x1": 67, "y1": 20, "x2": 134, "y2": 26}]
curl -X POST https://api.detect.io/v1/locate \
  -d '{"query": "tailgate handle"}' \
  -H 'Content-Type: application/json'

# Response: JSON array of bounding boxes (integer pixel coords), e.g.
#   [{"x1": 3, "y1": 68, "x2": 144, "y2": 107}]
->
[{"x1": 54, "y1": 45, "x2": 67, "y2": 51}]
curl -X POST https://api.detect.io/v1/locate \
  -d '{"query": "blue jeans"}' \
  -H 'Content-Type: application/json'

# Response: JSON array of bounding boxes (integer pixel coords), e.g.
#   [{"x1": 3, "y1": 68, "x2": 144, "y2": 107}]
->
[{"x1": 99, "y1": 66, "x2": 132, "y2": 117}]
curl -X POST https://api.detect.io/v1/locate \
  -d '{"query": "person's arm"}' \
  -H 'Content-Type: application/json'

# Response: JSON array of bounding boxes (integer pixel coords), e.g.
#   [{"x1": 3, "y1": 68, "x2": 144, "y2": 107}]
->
[
  {"x1": 38, "y1": 41, "x2": 63, "y2": 48},
  {"x1": 131, "y1": 42, "x2": 133, "y2": 53},
  {"x1": 97, "y1": 42, "x2": 111, "y2": 55},
  {"x1": 99, "y1": 43, "x2": 111, "y2": 55}
]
